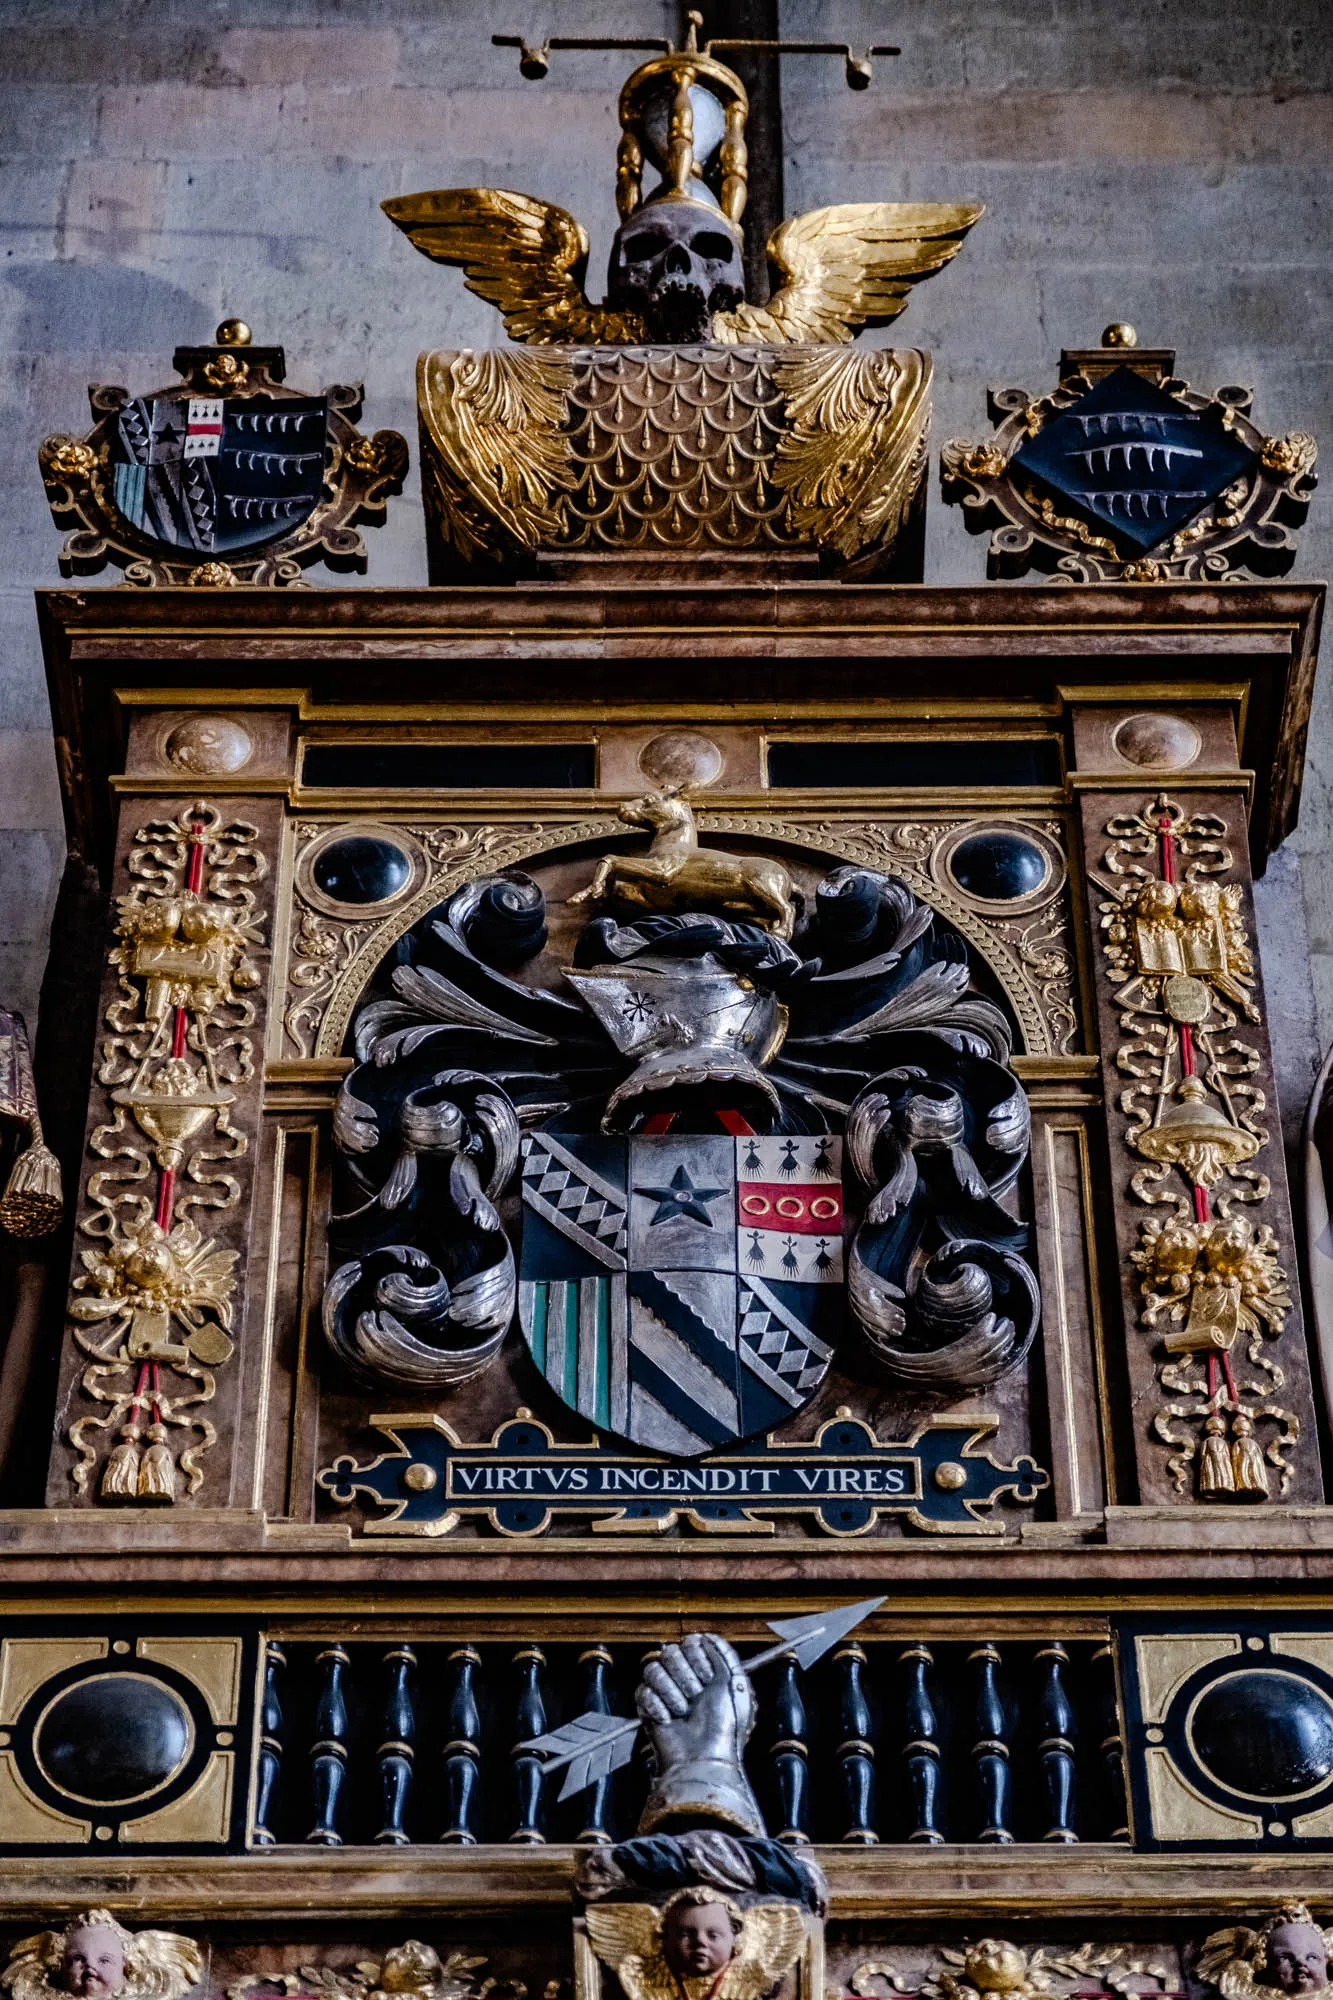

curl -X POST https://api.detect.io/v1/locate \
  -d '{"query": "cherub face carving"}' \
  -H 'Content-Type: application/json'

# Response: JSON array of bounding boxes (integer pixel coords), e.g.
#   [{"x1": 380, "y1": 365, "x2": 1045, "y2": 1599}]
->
[
  {"x1": 606, "y1": 201, "x2": 745, "y2": 342},
  {"x1": 661, "y1": 1899, "x2": 742, "y2": 1982},
  {"x1": 57, "y1": 1929, "x2": 126, "y2": 2000},
  {"x1": 1265, "y1": 1925, "x2": 1330, "y2": 1996}
]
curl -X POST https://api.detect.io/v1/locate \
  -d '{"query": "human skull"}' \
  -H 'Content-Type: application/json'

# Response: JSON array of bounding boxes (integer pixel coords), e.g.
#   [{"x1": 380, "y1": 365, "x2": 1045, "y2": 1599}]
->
[{"x1": 607, "y1": 199, "x2": 745, "y2": 343}]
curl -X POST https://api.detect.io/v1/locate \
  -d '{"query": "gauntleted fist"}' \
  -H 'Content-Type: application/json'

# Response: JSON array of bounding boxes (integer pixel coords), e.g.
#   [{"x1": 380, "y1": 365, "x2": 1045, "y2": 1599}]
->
[{"x1": 635, "y1": 1633, "x2": 763, "y2": 1836}]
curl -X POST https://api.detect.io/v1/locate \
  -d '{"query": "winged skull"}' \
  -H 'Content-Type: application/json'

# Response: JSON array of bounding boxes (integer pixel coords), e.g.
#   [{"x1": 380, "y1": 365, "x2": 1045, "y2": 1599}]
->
[{"x1": 384, "y1": 185, "x2": 982, "y2": 348}]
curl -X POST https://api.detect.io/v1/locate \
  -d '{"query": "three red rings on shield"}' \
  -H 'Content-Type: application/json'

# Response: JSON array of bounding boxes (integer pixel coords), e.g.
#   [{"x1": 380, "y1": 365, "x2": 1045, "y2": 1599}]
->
[{"x1": 740, "y1": 1190, "x2": 841, "y2": 1225}]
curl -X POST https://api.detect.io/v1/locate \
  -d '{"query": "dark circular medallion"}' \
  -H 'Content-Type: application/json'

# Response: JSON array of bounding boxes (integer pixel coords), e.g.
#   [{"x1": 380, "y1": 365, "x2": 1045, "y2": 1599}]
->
[
  {"x1": 35, "y1": 1673, "x2": 192, "y2": 1804},
  {"x1": 1188, "y1": 1669, "x2": 1333, "y2": 1800},
  {"x1": 948, "y1": 828, "x2": 1049, "y2": 901},
  {"x1": 312, "y1": 834, "x2": 411, "y2": 906}
]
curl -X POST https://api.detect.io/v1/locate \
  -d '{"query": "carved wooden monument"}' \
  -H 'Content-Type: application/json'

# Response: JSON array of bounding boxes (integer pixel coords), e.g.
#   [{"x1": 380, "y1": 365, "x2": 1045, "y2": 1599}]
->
[{"x1": 4, "y1": 18, "x2": 1332, "y2": 2000}]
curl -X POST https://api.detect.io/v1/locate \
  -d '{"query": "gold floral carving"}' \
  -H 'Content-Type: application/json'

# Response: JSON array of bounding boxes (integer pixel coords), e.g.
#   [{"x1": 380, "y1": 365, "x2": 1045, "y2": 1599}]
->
[
  {"x1": 851, "y1": 1941, "x2": 1174, "y2": 2000},
  {"x1": 1098, "y1": 793, "x2": 1298, "y2": 1498},
  {"x1": 230, "y1": 1943, "x2": 554, "y2": 2000},
  {"x1": 68, "y1": 801, "x2": 268, "y2": 1503}
]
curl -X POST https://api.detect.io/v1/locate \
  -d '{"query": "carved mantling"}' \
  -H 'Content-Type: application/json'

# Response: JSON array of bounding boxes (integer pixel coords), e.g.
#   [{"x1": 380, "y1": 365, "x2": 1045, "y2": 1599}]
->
[{"x1": 282, "y1": 812, "x2": 1077, "y2": 1066}]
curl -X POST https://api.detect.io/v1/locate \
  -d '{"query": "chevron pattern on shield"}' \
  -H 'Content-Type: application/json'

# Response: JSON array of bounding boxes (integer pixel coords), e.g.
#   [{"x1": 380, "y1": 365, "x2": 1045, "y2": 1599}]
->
[{"x1": 519, "y1": 1132, "x2": 842, "y2": 1458}]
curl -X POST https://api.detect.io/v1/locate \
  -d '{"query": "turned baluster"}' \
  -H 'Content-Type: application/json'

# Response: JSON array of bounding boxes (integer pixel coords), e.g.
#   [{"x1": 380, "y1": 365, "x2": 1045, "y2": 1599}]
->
[
  {"x1": 970, "y1": 1642, "x2": 1012, "y2": 1843},
  {"x1": 900, "y1": 1643, "x2": 943, "y2": 1844},
  {"x1": 771, "y1": 1650, "x2": 809, "y2": 1844},
  {"x1": 1037, "y1": 1641, "x2": 1077, "y2": 1842},
  {"x1": 511, "y1": 1644, "x2": 548, "y2": 1844},
  {"x1": 251, "y1": 1641, "x2": 286, "y2": 1847},
  {"x1": 308, "y1": 1643, "x2": 350, "y2": 1845},
  {"x1": 375, "y1": 1644, "x2": 416, "y2": 1845},
  {"x1": 836, "y1": 1642, "x2": 877, "y2": 1844},
  {"x1": 1093, "y1": 1640, "x2": 1130, "y2": 1840},
  {"x1": 441, "y1": 1645, "x2": 482, "y2": 1844},
  {"x1": 578, "y1": 1645, "x2": 616, "y2": 1844}
]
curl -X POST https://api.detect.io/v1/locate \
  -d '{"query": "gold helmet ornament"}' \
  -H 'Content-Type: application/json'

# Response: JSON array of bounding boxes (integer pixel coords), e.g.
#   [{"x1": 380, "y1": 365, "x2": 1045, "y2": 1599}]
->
[{"x1": 383, "y1": 12, "x2": 983, "y2": 346}]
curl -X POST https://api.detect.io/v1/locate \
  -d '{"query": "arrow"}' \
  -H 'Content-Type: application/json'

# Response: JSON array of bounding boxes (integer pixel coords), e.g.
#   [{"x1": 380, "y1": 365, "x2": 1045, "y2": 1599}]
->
[{"x1": 521, "y1": 1595, "x2": 885, "y2": 1802}]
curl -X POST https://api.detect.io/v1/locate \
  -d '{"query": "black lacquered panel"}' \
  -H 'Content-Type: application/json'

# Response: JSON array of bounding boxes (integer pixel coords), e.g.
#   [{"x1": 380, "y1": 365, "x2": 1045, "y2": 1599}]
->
[
  {"x1": 767, "y1": 739, "x2": 1062, "y2": 788},
  {"x1": 303, "y1": 743, "x2": 596, "y2": 789}
]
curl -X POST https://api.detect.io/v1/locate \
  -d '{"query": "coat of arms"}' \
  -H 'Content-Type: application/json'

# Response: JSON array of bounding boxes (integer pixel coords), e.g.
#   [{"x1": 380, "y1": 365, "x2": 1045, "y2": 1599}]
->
[
  {"x1": 40, "y1": 319, "x2": 407, "y2": 586},
  {"x1": 519, "y1": 1131, "x2": 842, "y2": 1454},
  {"x1": 323, "y1": 787, "x2": 1041, "y2": 1478}
]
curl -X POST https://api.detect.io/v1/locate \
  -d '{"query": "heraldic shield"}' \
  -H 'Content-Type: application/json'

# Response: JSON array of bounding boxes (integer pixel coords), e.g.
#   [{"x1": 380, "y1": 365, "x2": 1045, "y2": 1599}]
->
[
  {"x1": 519, "y1": 1132, "x2": 844, "y2": 1456},
  {"x1": 111, "y1": 390, "x2": 329, "y2": 556}
]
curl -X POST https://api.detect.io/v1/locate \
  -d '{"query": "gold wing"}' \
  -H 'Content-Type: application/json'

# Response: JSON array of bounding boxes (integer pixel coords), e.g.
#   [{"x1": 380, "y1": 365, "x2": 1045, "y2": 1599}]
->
[
  {"x1": 1, "y1": 1934, "x2": 60, "y2": 2000},
  {"x1": 725, "y1": 1906, "x2": 807, "y2": 1999},
  {"x1": 715, "y1": 202, "x2": 983, "y2": 345},
  {"x1": 124, "y1": 1932, "x2": 206, "y2": 2000},
  {"x1": 382, "y1": 187, "x2": 645, "y2": 345},
  {"x1": 772, "y1": 347, "x2": 931, "y2": 560},
  {"x1": 417, "y1": 348, "x2": 574, "y2": 559},
  {"x1": 1195, "y1": 1931, "x2": 1261, "y2": 1997},
  {"x1": 584, "y1": 1907, "x2": 662, "y2": 1980}
]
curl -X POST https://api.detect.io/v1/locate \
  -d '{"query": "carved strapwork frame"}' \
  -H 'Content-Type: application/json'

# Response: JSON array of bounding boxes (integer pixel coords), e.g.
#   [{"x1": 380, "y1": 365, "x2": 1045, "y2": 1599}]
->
[
  {"x1": 941, "y1": 367, "x2": 1316, "y2": 585},
  {"x1": 1081, "y1": 784, "x2": 1320, "y2": 1504},
  {"x1": 48, "y1": 796, "x2": 280, "y2": 1507},
  {"x1": 39, "y1": 337, "x2": 408, "y2": 588}
]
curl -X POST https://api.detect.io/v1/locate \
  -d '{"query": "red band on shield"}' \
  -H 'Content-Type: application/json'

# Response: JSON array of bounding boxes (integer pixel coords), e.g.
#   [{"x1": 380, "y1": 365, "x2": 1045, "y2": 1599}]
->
[{"x1": 739, "y1": 1182, "x2": 843, "y2": 1234}]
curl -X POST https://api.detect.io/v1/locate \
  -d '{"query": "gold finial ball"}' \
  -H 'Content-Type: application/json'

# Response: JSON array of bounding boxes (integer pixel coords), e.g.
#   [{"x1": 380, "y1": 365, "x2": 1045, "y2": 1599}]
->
[
  {"x1": 215, "y1": 317, "x2": 252, "y2": 347},
  {"x1": 1102, "y1": 321, "x2": 1138, "y2": 348}
]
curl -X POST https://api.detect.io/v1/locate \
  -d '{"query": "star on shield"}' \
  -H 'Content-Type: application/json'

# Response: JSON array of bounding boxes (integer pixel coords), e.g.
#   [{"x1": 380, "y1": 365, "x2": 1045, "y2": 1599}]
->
[{"x1": 632, "y1": 1162, "x2": 728, "y2": 1228}]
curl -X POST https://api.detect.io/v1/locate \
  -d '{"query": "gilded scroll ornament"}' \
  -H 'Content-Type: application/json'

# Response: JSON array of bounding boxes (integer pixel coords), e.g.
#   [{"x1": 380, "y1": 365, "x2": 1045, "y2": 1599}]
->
[
  {"x1": 1, "y1": 1911, "x2": 202, "y2": 2000},
  {"x1": 66, "y1": 801, "x2": 267, "y2": 1502},
  {"x1": 1098, "y1": 793, "x2": 1298, "y2": 1498},
  {"x1": 852, "y1": 1943, "x2": 1175, "y2": 2000},
  {"x1": 941, "y1": 326, "x2": 1317, "y2": 583},
  {"x1": 39, "y1": 320, "x2": 407, "y2": 587}
]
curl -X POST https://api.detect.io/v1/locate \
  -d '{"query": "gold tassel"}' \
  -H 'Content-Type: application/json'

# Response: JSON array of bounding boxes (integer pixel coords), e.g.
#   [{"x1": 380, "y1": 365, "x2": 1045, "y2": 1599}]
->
[
  {"x1": 101, "y1": 1425, "x2": 143, "y2": 1501},
  {"x1": 137, "y1": 1423, "x2": 178, "y2": 1503},
  {"x1": 0, "y1": 1138, "x2": 63, "y2": 1238}
]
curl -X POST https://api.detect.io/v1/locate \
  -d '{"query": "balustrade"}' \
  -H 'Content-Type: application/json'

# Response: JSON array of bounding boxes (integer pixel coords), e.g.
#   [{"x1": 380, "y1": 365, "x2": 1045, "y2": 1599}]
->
[{"x1": 243, "y1": 1635, "x2": 1129, "y2": 1848}]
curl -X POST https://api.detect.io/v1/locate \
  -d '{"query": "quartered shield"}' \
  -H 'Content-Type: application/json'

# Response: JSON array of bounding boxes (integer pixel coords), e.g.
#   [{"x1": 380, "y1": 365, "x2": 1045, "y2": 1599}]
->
[
  {"x1": 519, "y1": 1132, "x2": 844, "y2": 1457},
  {"x1": 110, "y1": 391, "x2": 329, "y2": 555}
]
